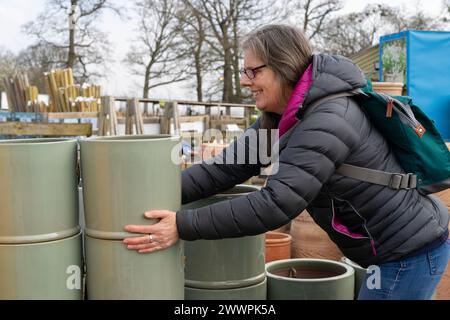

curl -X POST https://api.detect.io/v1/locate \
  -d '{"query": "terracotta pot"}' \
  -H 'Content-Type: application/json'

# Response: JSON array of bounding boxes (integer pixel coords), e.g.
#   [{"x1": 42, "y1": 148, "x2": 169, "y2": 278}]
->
[
  {"x1": 431, "y1": 189, "x2": 450, "y2": 300},
  {"x1": 265, "y1": 231, "x2": 292, "y2": 263},
  {"x1": 371, "y1": 82, "x2": 404, "y2": 95},
  {"x1": 291, "y1": 211, "x2": 343, "y2": 261}
]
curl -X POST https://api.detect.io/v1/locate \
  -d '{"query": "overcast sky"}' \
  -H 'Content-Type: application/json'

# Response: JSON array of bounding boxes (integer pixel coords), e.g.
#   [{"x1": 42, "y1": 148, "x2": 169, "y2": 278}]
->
[{"x1": 0, "y1": 0, "x2": 447, "y2": 99}]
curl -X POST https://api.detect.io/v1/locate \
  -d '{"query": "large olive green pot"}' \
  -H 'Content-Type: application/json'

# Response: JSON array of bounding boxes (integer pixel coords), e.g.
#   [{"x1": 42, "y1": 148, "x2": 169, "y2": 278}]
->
[
  {"x1": 85, "y1": 235, "x2": 184, "y2": 300},
  {"x1": 0, "y1": 138, "x2": 79, "y2": 244},
  {"x1": 185, "y1": 278, "x2": 267, "y2": 300},
  {"x1": 341, "y1": 257, "x2": 367, "y2": 299},
  {"x1": 266, "y1": 258, "x2": 354, "y2": 300},
  {"x1": 182, "y1": 185, "x2": 266, "y2": 299},
  {"x1": 0, "y1": 232, "x2": 83, "y2": 300},
  {"x1": 80, "y1": 135, "x2": 184, "y2": 299},
  {"x1": 80, "y1": 135, "x2": 181, "y2": 239}
]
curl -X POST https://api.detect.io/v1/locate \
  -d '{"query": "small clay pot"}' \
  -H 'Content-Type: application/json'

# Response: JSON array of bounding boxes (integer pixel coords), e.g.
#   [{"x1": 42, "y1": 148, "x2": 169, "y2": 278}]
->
[{"x1": 265, "y1": 231, "x2": 292, "y2": 263}]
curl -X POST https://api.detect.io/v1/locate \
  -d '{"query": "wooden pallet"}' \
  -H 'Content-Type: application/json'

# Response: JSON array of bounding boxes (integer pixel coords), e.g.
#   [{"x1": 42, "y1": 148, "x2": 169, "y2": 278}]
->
[{"x1": 0, "y1": 122, "x2": 92, "y2": 137}]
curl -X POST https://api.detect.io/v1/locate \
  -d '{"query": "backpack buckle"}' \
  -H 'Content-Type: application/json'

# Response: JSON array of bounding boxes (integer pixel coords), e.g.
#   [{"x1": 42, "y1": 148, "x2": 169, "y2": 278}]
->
[
  {"x1": 407, "y1": 173, "x2": 417, "y2": 189},
  {"x1": 389, "y1": 174, "x2": 403, "y2": 189},
  {"x1": 389, "y1": 173, "x2": 417, "y2": 189}
]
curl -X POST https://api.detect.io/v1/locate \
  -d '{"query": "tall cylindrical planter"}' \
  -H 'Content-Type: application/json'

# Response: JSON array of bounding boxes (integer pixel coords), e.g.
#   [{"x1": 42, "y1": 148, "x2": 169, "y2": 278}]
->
[
  {"x1": 0, "y1": 138, "x2": 82, "y2": 299},
  {"x1": 266, "y1": 258, "x2": 354, "y2": 300},
  {"x1": 183, "y1": 185, "x2": 266, "y2": 300},
  {"x1": 0, "y1": 232, "x2": 83, "y2": 299},
  {"x1": 0, "y1": 138, "x2": 79, "y2": 243},
  {"x1": 85, "y1": 235, "x2": 184, "y2": 299},
  {"x1": 80, "y1": 135, "x2": 184, "y2": 300}
]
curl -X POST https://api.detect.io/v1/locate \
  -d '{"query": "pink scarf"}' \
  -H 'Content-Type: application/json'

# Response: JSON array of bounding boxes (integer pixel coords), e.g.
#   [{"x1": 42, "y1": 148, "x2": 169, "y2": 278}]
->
[{"x1": 278, "y1": 64, "x2": 313, "y2": 137}]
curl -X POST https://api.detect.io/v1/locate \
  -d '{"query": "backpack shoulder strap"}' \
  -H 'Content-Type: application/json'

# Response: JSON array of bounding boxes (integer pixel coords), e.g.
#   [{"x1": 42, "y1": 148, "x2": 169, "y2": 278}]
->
[
  {"x1": 336, "y1": 164, "x2": 417, "y2": 189},
  {"x1": 278, "y1": 89, "x2": 363, "y2": 149},
  {"x1": 277, "y1": 88, "x2": 418, "y2": 190},
  {"x1": 301, "y1": 89, "x2": 365, "y2": 119}
]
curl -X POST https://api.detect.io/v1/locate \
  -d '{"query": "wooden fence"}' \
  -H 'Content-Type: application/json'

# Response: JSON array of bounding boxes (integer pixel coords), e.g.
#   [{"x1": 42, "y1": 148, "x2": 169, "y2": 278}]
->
[{"x1": 0, "y1": 96, "x2": 257, "y2": 138}]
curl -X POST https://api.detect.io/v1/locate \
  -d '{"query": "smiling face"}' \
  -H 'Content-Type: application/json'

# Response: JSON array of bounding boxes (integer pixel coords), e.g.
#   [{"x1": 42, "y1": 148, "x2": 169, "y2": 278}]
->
[{"x1": 240, "y1": 49, "x2": 291, "y2": 115}]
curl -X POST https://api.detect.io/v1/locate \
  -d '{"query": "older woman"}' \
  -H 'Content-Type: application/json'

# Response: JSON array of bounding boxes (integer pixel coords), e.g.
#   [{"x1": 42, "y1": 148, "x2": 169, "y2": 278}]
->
[{"x1": 123, "y1": 24, "x2": 449, "y2": 300}]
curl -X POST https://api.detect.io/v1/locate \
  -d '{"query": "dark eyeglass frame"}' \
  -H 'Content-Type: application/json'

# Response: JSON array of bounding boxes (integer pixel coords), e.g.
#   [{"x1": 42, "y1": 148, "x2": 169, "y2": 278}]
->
[{"x1": 240, "y1": 64, "x2": 267, "y2": 80}]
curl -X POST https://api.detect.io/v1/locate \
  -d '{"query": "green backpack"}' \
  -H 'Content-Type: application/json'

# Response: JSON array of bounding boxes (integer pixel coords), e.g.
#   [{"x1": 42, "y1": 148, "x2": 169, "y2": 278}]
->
[{"x1": 284, "y1": 85, "x2": 450, "y2": 194}]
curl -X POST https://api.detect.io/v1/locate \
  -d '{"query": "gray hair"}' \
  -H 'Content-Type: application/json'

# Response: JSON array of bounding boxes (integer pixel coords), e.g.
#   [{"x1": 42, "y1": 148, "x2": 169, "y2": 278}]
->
[{"x1": 242, "y1": 24, "x2": 313, "y2": 89}]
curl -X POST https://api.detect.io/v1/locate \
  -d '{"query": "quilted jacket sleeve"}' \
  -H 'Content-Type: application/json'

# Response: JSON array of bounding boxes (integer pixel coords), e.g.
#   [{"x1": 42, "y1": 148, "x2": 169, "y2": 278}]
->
[{"x1": 176, "y1": 99, "x2": 361, "y2": 240}]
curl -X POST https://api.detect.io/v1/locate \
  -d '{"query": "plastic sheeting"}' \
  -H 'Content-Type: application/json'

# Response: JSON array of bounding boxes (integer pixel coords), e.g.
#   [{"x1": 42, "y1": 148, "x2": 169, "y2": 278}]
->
[{"x1": 380, "y1": 31, "x2": 450, "y2": 140}]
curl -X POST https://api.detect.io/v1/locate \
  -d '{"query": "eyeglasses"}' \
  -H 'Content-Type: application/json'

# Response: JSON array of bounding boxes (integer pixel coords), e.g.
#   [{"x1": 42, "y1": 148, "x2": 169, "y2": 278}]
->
[{"x1": 240, "y1": 64, "x2": 266, "y2": 80}]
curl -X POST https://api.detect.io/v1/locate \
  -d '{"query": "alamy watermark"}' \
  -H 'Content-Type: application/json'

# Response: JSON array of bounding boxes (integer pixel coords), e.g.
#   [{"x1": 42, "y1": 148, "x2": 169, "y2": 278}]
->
[
  {"x1": 66, "y1": 265, "x2": 81, "y2": 290},
  {"x1": 365, "y1": 265, "x2": 381, "y2": 290}
]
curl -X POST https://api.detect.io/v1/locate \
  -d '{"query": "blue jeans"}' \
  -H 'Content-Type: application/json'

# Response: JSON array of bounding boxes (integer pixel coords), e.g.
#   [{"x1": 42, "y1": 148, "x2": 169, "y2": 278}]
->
[{"x1": 358, "y1": 239, "x2": 450, "y2": 300}]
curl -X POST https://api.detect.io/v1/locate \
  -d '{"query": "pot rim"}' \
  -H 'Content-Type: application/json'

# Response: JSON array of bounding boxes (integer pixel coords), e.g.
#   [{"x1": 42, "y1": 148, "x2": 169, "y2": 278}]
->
[
  {"x1": 0, "y1": 230, "x2": 82, "y2": 247},
  {"x1": 265, "y1": 231, "x2": 292, "y2": 243},
  {"x1": 340, "y1": 256, "x2": 366, "y2": 271},
  {"x1": 80, "y1": 134, "x2": 180, "y2": 143},
  {"x1": 266, "y1": 258, "x2": 354, "y2": 282},
  {"x1": 0, "y1": 138, "x2": 76, "y2": 145}
]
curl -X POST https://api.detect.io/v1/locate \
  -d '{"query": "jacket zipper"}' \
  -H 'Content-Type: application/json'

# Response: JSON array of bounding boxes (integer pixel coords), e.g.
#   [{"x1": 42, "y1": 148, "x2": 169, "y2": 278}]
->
[{"x1": 331, "y1": 196, "x2": 378, "y2": 256}]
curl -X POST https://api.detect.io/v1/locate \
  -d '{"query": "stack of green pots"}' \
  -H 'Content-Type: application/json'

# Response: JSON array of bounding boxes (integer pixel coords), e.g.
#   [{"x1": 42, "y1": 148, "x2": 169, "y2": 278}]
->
[
  {"x1": 80, "y1": 135, "x2": 184, "y2": 299},
  {"x1": 0, "y1": 139, "x2": 82, "y2": 299},
  {"x1": 183, "y1": 185, "x2": 267, "y2": 300}
]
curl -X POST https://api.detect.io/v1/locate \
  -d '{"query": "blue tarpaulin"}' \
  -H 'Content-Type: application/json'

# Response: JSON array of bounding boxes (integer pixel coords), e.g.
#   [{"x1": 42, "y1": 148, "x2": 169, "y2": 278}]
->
[{"x1": 380, "y1": 30, "x2": 450, "y2": 140}]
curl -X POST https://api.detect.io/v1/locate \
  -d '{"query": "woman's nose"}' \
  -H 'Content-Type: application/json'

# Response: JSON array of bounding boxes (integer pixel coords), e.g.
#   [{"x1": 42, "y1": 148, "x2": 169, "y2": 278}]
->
[{"x1": 240, "y1": 74, "x2": 252, "y2": 87}]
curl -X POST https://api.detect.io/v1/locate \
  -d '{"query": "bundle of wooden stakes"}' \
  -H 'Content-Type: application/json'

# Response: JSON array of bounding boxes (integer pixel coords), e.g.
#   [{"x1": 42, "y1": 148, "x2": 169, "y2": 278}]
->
[
  {"x1": 43, "y1": 68, "x2": 101, "y2": 112},
  {"x1": 2, "y1": 74, "x2": 46, "y2": 112}
]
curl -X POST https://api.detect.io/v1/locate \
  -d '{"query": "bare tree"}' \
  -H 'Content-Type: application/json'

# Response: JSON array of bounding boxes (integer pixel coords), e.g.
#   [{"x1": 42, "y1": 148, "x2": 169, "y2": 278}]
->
[
  {"x1": 176, "y1": 2, "x2": 209, "y2": 101},
  {"x1": 444, "y1": 0, "x2": 450, "y2": 26},
  {"x1": 318, "y1": 4, "x2": 398, "y2": 56},
  {"x1": 0, "y1": 48, "x2": 19, "y2": 92},
  {"x1": 286, "y1": 0, "x2": 343, "y2": 40},
  {"x1": 319, "y1": 4, "x2": 445, "y2": 57},
  {"x1": 16, "y1": 44, "x2": 68, "y2": 93},
  {"x1": 184, "y1": 0, "x2": 277, "y2": 103},
  {"x1": 124, "y1": 0, "x2": 188, "y2": 101},
  {"x1": 22, "y1": 0, "x2": 121, "y2": 83},
  {"x1": 385, "y1": 9, "x2": 444, "y2": 31}
]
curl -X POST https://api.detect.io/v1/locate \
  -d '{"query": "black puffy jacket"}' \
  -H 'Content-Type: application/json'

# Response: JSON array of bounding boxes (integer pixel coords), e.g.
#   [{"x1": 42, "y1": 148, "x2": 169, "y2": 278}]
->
[{"x1": 176, "y1": 54, "x2": 449, "y2": 267}]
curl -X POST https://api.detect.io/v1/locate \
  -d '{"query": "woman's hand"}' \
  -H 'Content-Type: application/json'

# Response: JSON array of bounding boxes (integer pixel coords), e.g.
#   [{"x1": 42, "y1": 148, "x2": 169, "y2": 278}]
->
[{"x1": 123, "y1": 210, "x2": 179, "y2": 254}]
